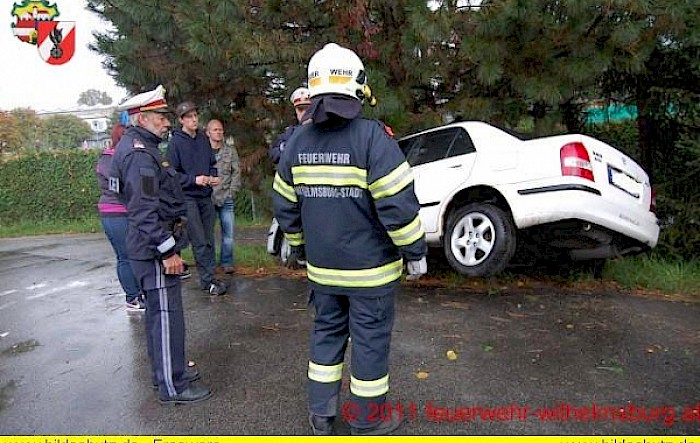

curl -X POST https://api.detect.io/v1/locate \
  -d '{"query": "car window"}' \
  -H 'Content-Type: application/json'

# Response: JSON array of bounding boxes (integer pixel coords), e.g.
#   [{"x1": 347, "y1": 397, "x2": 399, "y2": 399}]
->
[
  {"x1": 446, "y1": 129, "x2": 476, "y2": 157},
  {"x1": 398, "y1": 137, "x2": 417, "y2": 158},
  {"x1": 405, "y1": 128, "x2": 459, "y2": 166}
]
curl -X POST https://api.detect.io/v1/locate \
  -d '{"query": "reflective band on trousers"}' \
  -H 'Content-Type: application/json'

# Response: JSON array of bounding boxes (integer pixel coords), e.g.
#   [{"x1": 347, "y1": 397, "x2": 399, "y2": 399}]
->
[
  {"x1": 350, "y1": 374, "x2": 389, "y2": 398},
  {"x1": 308, "y1": 361, "x2": 343, "y2": 383},
  {"x1": 306, "y1": 259, "x2": 403, "y2": 288},
  {"x1": 284, "y1": 231, "x2": 305, "y2": 246},
  {"x1": 387, "y1": 215, "x2": 425, "y2": 247},
  {"x1": 292, "y1": 165, "x2": 368, "y2": 189},
  {"x1": 369, "y1": 162, "x2": 413, "y2": 199},
  {"x1": 273, "y1": 173, "x2": 297, "y2": 203}
]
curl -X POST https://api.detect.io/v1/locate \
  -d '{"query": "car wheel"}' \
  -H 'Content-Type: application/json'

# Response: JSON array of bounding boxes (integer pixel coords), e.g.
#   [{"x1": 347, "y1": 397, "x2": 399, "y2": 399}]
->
[{"x1": 443, "y1": 203, "x2": 516, "y2": 277}]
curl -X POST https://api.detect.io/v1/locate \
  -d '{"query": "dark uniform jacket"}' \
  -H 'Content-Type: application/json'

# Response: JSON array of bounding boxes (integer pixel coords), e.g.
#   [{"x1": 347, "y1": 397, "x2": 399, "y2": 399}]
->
[
  {"x1": 166, "y1": 128, "x2": 217, "y2": 198},
  {"x1": 268, "y1": 124, "x2": 298, "y2": 165},
  {"x1": 273, "y1": 117, "x2": 427, "y2": 293},
  {"x1": 110, "y1": 126, "x2": 188, "y2": 261}
]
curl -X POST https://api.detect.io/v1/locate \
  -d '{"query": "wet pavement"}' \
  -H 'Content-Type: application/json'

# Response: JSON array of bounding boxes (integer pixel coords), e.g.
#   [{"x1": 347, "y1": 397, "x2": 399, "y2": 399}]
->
[{"x1": 0, "y1": 232, "x2": 699, "y2": 435}]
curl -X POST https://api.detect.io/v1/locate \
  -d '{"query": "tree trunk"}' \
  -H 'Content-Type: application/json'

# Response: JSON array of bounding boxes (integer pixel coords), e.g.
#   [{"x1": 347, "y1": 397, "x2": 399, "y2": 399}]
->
[{"x1": 636, "y1": 79, "x2": 655, "y2": 182}]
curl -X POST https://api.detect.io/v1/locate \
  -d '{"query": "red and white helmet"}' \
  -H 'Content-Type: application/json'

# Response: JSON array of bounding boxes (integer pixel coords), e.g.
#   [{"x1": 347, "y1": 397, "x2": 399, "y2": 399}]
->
[{"x1": 290, "y1": 87, "x2": 311, "y2": 107}]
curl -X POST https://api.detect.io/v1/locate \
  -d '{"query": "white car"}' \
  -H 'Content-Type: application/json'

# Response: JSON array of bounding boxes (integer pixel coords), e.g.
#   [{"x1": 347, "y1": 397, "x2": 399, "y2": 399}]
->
[{"x1": 397, "y1": 121, "x2": 660, "y2": 277}]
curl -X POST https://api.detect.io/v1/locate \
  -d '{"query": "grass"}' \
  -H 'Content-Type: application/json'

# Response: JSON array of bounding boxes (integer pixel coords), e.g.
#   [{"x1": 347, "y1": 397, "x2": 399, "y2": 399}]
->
[
  {"x1": 180, "y1": 244, "x2": 277, "y2": 269},
  {"x1": 605, "y1": 255, "x2": 700, "y2": 297},
  {"x1": 0, "y1": 217, "x2": 102, "y2": 237},
  {"x1": 0, "y1": 216, "x2": 267, "y2": 238}
]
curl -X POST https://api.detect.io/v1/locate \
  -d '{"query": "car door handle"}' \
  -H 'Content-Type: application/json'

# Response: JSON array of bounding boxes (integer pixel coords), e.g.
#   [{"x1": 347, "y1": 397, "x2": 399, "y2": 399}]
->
[{"x1": 449, "y1": 164, "x2": 462, "y2": 169}]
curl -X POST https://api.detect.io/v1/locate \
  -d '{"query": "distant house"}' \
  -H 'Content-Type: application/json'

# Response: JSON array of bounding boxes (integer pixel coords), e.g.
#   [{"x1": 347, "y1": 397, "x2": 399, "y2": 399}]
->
[{"x1": 37, "y1": 106, "x2": 116, "y2": 149}]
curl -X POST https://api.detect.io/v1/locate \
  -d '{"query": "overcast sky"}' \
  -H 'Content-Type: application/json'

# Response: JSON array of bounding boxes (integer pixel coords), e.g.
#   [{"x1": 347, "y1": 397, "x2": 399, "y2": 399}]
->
[{"x1": 0, "y1": 0, "x2": 127, "y2": 112}]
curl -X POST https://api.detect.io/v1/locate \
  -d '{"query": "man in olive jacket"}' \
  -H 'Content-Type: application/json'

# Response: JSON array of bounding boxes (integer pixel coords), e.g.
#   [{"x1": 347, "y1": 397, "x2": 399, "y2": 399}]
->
[{"x1": 206, "y1": 119, "x2": 241, "y2": 274}]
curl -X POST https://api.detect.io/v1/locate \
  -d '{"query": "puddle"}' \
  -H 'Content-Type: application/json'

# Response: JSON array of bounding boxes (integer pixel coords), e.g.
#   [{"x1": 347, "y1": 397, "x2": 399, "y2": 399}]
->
[{"x1": 0, "y1": 380, "x2": 17, "y2": 412}]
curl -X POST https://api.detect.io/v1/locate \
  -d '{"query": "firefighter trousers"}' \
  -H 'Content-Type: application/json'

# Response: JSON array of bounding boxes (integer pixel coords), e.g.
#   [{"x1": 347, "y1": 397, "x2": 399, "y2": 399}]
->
[{"x1": 307, "y1": 285, "x2": 396, "y2": 429}]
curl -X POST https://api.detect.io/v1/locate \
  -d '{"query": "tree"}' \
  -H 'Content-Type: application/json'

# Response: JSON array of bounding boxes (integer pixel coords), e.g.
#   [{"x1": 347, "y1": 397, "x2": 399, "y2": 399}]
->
[
  {"x1": 87, "y1": 1, "x2": 699, "y2": 209},
  {"x1": 10, "y1": 108, "x2": 42, "y2": 150},
  {"x1": 0, "y1": 112, "x2": 23, "y2": 153},
  {"x1": 86, "y1": 0, "x2": 462, "y2": 191},
  {"x1": 77, "y1": 89, "x2": 113, "y2": 107},
  {"x1": 40, "y1": 115, "x2": 93, "y2": 149}
]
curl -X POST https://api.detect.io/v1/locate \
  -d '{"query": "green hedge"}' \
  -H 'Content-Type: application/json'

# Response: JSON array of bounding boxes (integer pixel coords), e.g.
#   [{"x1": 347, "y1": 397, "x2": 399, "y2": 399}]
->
[
  {"x1": 0, "y1": 150, "x2": 101, "y2": 224},
  {"x1": 0, "y1": 150, "x2": 271, "y2": 225}
]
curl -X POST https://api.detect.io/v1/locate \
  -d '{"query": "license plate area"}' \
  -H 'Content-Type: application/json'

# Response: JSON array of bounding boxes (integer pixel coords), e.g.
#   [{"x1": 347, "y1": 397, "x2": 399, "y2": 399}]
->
[{"x1": 608, "y1": 165, "x2": 641, "y2": 198}]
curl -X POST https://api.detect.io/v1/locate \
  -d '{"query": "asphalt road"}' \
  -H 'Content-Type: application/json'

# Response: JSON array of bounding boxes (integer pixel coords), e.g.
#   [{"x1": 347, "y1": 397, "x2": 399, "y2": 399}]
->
[{"x1": 0, "y1": 232, "x2": 698, "y2": 435}]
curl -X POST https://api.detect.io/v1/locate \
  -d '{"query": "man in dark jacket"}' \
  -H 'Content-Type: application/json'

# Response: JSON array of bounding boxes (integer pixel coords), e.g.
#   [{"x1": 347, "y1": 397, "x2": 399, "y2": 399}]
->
[
  {"x1": 273, "y1": 43, "x2": 428, "y2": 436},
  {"x1": 110, "y1": 85, "x2": 211, "y2": 404},
  {"x1": 167, "y1": 101, "x2": 227, "y2": 296}
]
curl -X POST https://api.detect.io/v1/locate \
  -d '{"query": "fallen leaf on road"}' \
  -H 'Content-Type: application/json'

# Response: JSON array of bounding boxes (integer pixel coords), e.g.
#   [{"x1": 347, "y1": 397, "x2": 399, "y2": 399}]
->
[
  {"x1": 646, "y1": 344, "x2": 664, "y2": 353},
  {"x1": 446, "y1": 350, "x2": 458, "y2": 361},
  {"x1": 415, "y1": 371, "x2": 430, "y2": 380},
  {"x1": 482, "y1": 344, "x2": 494, "y2": 352}
]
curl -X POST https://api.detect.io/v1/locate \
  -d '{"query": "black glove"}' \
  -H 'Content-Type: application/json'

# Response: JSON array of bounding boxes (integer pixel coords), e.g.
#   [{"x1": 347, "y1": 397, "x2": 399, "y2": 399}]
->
[{"x1": 286, "y1": 245, "x2": 306, "y2": 269}]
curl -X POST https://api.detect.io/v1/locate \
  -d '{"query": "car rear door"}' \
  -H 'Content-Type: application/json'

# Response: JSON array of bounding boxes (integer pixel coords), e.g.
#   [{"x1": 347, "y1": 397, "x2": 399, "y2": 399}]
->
[{"x1": 399, "y1": 127, "x2": 477, "y2": 233}]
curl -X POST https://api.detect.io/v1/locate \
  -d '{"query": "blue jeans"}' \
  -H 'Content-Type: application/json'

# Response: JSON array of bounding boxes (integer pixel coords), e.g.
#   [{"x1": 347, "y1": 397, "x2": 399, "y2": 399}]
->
[
  {"x1": 215, "y1": 197, "x2": 235, "y2": 267},
  {"x1": 101, "y1": 215, "x2": 141, "y2": 301}
]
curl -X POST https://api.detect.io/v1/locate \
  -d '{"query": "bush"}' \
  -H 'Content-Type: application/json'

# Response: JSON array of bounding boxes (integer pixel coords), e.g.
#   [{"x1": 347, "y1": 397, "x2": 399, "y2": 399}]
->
[
  {"x1": 0, "y1": 150, "x2": 101, "y2": 224},
  {"x1": 0, "y1": 149, "x2": 272, "y2": 226},
  {"x1": 584, "y1": 121, "x2": 700, "y2": 261}
]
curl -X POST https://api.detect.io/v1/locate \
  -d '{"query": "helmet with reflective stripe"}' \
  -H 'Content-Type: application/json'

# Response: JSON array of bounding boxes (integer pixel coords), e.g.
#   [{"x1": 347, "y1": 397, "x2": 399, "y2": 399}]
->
[
  {"x1": 307, "y1": 43, "x2": 366, "y2": 100},
  {"x1": 290, "y1": 87, "x2": 311, "y2": 107}
]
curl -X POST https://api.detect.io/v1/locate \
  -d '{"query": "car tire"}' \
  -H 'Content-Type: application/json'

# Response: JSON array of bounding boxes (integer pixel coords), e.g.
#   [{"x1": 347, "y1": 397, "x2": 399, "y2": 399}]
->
[{"x1": 443, "y1": 203, "x2": 516, "y2": 277}]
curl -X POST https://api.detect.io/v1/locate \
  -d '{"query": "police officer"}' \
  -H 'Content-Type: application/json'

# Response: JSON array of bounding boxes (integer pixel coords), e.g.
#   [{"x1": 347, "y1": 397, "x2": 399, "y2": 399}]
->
[
  {"x1": 273, "y1": 44, "x2": 428, "y2": 435},
  {"x1": 110, "y1": 85, "x2": 212, "y2": 404}
]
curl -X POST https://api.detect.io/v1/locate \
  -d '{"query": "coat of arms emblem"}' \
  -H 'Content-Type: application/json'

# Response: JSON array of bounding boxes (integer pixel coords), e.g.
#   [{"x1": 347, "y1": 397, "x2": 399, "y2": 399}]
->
[{"x1": 10, "y1": 0, "x2": 75, "y2": 65}]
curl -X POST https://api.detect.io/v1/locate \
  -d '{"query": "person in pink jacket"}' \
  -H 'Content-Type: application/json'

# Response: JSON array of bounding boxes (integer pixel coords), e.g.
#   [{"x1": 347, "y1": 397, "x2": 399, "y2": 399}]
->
[{"x1": 96, "y1": 123, "x2": 144, "y2": 311}]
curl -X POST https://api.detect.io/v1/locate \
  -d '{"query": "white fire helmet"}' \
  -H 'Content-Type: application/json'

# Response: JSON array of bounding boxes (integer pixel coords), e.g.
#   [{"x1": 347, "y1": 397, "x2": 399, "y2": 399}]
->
[
  {"x1": 307, "y1": 43, "x2": 367, "y2": 100},
  {"x1": 289, "y1": 87, "x2": 311, "y2": 107}
]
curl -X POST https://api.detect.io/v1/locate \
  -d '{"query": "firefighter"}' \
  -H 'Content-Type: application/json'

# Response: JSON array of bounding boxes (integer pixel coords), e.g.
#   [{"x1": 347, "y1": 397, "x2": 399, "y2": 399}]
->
[
  {"x1": 268, "y1": 86, "x2": 312, "y2": 165},
  {"x1": 110, "y1": 85, "x2": 212, "y2": 404},
  {"x1": 273, "y1": 43, "x2": 428, "y2": 435}
]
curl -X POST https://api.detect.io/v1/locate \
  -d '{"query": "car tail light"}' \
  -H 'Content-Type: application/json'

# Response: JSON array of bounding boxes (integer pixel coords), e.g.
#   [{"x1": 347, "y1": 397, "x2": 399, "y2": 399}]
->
[
  {"x1": 650, "y1": 186, "x2": 656, "y2": 213},
  {"x1": 560, "y1": 142, "x2": 594, "y2": 182}
]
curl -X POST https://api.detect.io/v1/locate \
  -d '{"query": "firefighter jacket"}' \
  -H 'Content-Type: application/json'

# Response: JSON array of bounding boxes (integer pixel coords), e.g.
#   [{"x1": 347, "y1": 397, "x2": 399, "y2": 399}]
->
[
  {"x1": 110, "y1": 126, "x2": 188, "y2": 261},
  {"x1": 273, "y1": 117, "x2": 427, "y2": 293}
]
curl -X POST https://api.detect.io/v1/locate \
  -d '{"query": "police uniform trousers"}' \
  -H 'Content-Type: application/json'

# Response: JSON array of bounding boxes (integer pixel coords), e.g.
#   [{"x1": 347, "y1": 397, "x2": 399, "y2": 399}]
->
[
  {"x1": 130, "y1": 259, "x2": 188, "y2": 398},
  {"x1": 308, "y1": 284, "x2": 395, "y2": 429}
]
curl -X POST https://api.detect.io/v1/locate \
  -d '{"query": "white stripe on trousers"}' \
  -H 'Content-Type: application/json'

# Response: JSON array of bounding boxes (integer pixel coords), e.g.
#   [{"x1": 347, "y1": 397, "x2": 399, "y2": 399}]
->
[{"x1": 156, "y1": 261, "x2": 176, "y2": 397}]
